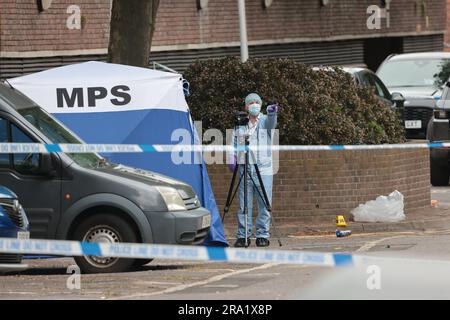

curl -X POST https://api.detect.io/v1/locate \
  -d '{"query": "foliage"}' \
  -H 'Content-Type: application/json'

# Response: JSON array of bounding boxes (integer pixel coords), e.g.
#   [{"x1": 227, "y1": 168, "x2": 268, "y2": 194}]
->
[{"x1": 184, "y1": 57, "x2": 405, "y2": 145}]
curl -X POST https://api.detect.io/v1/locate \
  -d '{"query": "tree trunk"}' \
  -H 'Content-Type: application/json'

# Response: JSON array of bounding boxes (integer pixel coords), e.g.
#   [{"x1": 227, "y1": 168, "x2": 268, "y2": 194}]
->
[{"x1": 108, "y1": 0, "x2": 160, "y2": 67}]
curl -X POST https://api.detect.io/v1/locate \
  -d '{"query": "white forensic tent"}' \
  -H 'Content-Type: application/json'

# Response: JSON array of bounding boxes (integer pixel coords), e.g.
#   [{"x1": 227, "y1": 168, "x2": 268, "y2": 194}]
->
[{"x1": 9, "y1": 61, "x2": 228, "y2": 245}]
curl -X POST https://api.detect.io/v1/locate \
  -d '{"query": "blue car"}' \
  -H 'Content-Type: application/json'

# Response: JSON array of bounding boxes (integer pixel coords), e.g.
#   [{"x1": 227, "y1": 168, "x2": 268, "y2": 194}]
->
[{"x1": 0, "y1": 186, "x2": 29, "y2": 272}]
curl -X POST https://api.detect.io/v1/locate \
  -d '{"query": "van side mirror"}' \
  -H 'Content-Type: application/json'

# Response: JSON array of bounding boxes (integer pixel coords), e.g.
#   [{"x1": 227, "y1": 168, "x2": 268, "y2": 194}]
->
[
  {"x1": 39, "y1": 153, "x2": 55, "y2": 176},
  {"x1": 391, "y1": 92, "x2": 405, "y2": 109}
]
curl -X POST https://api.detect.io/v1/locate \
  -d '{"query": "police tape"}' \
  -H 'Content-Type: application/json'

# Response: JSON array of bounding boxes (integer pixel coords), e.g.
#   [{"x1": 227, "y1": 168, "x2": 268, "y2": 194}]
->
[
  {"x1": 0, "y1": 142, "x2": 448, "y2": 153},
  {"x1": 0, "y1": 237, "x2": 356, "y2": 268}
]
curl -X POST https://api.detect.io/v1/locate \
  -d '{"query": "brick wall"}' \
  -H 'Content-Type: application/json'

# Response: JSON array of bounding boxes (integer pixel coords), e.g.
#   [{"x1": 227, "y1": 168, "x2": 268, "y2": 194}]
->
[
  {"x1": 0, "y1": 0, "x2": 446, "y2": 53},
  {"x1": 208, "y1": 148, "x2": 431, "y2": 224},
  {"x1": 0, "y1": 0, "x2": 110, "y2": 52},
  {"x1": 153, "y1": 0, "x2": 446, "y2": 47}
]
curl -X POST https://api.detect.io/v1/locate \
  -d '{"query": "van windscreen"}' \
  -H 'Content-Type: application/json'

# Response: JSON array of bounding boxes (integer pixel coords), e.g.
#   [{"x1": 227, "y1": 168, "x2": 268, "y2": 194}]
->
[
  {"x1": 17, "y1": 106, "x2": 108, "y2": 169},
  {"x1": 18, "y1": 107, "x2": 81, "y2": 144},
  {"x1": 378, "y1": 59, "x2": 450, "y2": 87}
]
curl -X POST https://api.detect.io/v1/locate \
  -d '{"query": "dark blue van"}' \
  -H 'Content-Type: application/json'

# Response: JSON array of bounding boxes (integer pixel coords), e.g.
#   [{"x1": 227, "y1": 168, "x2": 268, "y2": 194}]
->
[{"x1": 0, "y1": 186, "x2": 29, "y2": 272}]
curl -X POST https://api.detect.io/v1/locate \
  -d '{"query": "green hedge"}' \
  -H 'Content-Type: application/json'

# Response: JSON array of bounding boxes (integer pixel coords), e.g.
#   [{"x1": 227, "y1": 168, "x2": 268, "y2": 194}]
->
[{"x1": 183, "y1": 57, "x2": 405, "y2": 145}]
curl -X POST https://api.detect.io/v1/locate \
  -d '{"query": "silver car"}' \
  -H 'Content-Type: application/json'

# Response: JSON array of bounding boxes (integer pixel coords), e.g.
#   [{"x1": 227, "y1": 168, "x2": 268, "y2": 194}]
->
[{"x1": 377, "y1": 52, "x2": 450, "y2": 139}]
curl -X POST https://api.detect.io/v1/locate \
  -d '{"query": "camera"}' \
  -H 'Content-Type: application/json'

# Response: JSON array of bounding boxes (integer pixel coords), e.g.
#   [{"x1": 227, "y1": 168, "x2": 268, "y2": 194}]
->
[
  {"x1": 235, "y1": 111, "x2": 249, "y2": 126},
  {"x1": 182, "y1": 79, "x2": 190, "y2": 97}
]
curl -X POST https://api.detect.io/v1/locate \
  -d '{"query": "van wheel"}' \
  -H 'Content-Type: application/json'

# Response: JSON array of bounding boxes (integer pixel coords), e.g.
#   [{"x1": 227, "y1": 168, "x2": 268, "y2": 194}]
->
[
  {"x1": 72, "y1": 214, "x2": 138, "y2": 274},
  {"x1": 431, "y1": 158, "x2": 450, "y2": 186}
]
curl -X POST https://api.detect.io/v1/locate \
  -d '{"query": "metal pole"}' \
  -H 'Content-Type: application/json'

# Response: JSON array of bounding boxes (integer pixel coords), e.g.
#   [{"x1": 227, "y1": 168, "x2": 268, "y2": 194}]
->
[
  {"x1": 238, "y1": 0, "x2": 249, "y2": 63},
  {"x1": 244, "y1": 138, "x2": 249, "y2": 247}
]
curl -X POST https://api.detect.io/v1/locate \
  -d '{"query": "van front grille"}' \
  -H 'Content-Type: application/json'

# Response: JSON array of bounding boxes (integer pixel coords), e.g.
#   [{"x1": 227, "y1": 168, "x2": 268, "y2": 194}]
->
[{"x1": 183, "y1": 197, "x2": 200, "y2": 210}]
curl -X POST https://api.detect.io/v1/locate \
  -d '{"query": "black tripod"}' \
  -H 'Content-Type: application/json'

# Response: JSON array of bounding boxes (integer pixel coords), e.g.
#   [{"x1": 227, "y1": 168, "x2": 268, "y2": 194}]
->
[{"x1": 222, "y1": 133, "x2": 282, "y2": 248}]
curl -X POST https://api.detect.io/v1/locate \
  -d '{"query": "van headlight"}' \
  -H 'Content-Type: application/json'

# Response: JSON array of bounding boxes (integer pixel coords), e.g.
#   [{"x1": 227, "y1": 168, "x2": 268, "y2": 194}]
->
[{"x1": 156, "y1": 186, "x2": 186, "y2": 211}]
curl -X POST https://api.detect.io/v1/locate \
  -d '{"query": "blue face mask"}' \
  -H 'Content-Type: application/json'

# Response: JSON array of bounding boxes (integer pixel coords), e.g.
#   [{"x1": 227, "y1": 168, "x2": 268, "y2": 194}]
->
[{"x1": 248, "y1": 103, "x2": 261, "y2": 116}]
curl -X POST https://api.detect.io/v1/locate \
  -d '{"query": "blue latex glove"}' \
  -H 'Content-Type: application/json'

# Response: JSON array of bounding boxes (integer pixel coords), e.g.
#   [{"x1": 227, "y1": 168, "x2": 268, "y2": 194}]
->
[
  {"x1": 267, "y1": 104, "x2": 279, "y2": 114},
  {"x1": 228, "y1": 154, "x2": 237, "y2": 172}
]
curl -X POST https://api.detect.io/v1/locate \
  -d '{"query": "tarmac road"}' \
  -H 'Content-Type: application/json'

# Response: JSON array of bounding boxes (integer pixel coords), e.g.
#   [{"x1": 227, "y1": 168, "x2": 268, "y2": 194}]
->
[
  {"x1": 2, "y1": 230, "x2": 450, "y2": 300},
  {"x1": 2, "y1": 187, "x2": 450, "y2": 300}
]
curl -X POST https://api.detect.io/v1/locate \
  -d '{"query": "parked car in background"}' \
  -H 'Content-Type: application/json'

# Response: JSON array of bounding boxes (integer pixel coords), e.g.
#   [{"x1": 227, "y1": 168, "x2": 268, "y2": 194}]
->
[
  {"x1": 343, "y1": 67, "x2": 406, "y2": 110},
  {"x1": 427, "y1": 81, "x2": 450, "y2": 186},
  {"x1": 0, "y1": 186, "x2": 29, "y2": 273},
  {"x1": 377, "y1": 52, "x2": 450, "y2": 139}
]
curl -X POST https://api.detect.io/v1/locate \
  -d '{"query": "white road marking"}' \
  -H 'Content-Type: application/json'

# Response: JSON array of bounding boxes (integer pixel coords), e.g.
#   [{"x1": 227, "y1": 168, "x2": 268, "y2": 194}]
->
[
  {"x1": 424, "y1": 230, "x2": 450, "y2": 235},
  {"x1": 240, "y1": 272, "x2": 281, "y2": 277},
  {"x1": 203, "y1": 284, "x2": 239, "y2": 288},
  {"x1": 136, "y1": 281, "x2": 182, "y2": 286},
  {"x1": 431, "y1": 189, "x2": 450, "y2": 194},
  {"x1": 195, "y1": 268, "x2": 236, "y2": 273},
  {"x1": 1, "y1": 292, "x2": 38, "y2": 295},
  {"x1": 356, "y1": 236, "x2": 406, "y2": 253},
  {"x1": 107, "y1": 263, "x2": 278, "y2": 300}
]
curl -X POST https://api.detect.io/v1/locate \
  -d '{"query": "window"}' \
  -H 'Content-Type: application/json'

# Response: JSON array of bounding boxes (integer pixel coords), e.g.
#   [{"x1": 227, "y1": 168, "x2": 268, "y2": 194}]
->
[
  {"x1": 360, "y1": 72, "x2": 380, "y2": 97},
  {"x1": 378, "y1": 59, "x2": 450, "y2": 88},
  {"x1": 18, "y1": 106, "x2": 106, "y2": 169},
  {"x1": 360, "y1": 72, "x2": 391, "y2": 100},
  {"x1": 371, "y1": 75, "x2": 391, "y2": 99},
  {"x1": 0, "y1": 118, "x2": 9, "y2": 168},
  {"x1": 11, "y1": 124, "x2": 40, "y2": 175},
  {"x1": 359, "y1": 72, "x2": 372, "y2": 88}
]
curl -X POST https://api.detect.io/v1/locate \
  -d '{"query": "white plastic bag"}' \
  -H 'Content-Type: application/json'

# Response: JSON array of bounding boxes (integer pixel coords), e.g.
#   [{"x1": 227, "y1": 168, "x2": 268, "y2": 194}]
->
[{"x1": 351, "y1": 190, "x2": 406, "y2": 223}]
